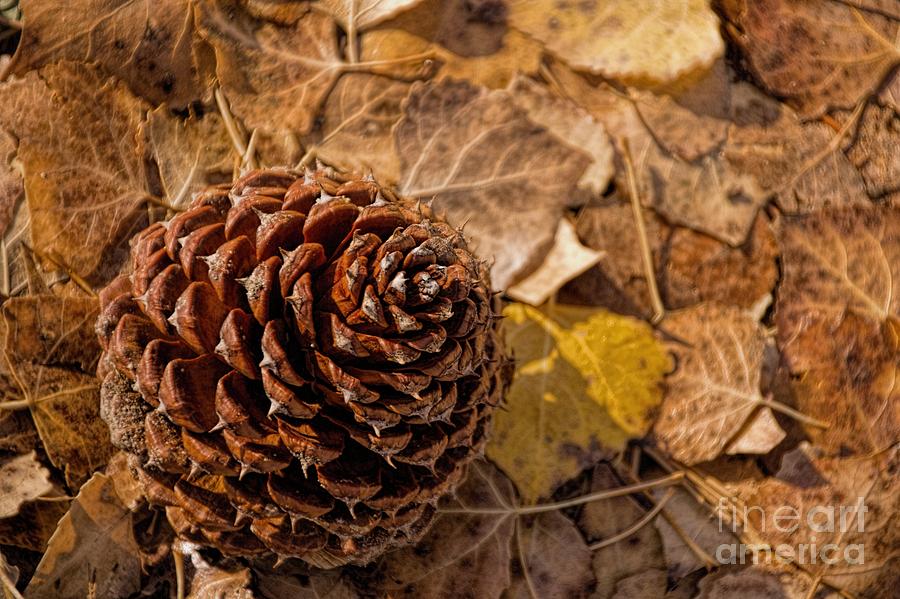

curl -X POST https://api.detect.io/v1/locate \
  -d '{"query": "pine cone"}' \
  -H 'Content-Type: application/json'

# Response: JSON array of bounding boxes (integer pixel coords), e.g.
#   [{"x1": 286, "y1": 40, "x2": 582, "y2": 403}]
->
[{"x1": 96, "y1": 168, "x2": 509, "y2": 567}]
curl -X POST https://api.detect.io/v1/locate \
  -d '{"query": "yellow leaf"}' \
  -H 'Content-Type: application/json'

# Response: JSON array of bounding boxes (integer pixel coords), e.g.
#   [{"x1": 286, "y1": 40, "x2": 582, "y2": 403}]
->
[{"x1": 487, "y1": 303, "x2": 671, "y2": 503}]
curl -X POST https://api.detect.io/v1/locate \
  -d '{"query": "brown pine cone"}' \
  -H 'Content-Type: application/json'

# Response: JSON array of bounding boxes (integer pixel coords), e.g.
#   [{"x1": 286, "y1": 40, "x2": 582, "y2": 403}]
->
[{"x1": 96, "y1": 168, "x2": 509, "y2": 567}]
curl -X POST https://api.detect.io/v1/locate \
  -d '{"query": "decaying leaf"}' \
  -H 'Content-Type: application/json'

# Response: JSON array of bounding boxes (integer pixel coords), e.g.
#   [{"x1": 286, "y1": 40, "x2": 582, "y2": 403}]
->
[
  {"x1": 0, "y1": 452, "x2": 52, "y2": 519},
  {"x1": 509, "y1": 0, "x2": 723, "y2": 86},
  {"x1": 653, "y1": 303, "x2": 782, "y2": 464},
  {"x1": 721, "y1": 0, "x2": 900, "y2": 117},
  {"x1": 371, "y1": 461, "x2": 515, "y2": 598},
  {"x1": 843, "y1": 102, "x2": 900, "y2": 200},
  {"x1": 487, "y1": 303, "x2": 670, "y2": 503},
  {"x1": 0, "y1": 129, "x2": 21, "y2": 239},
  {"x1": 187, "y1": 552, "x2": 255, "y2": 599},
  {"x1": 395, "y1": 80, "x2": 591, "y2": 289},
  {"x1": 0, "y1": 500, "x2": 69, "y2": 553},
  {"x1": 14, "y1": 0, "x2": 214, "y2": 107},
  {"x1": 696, "y1": 566, "x2": 820, "y2": 599},
  {"x1": 724, "y1": 406, "x2": 786, "y2": 457},
  {"x1": 256, "y1": 562, "x2": 359, "y2": 599},
  {"x1": 26, "y1": 472, "x2": 141, "y2": 599},
  {"x1": 317, "y1": 0, "x2": 426, "y2": 32},
  {"x1": 0, "y1": 62, "x2": 150, "y2": 285},
  {"x1": 506, "y1": 218, "x2": 604, "y2": 307}
]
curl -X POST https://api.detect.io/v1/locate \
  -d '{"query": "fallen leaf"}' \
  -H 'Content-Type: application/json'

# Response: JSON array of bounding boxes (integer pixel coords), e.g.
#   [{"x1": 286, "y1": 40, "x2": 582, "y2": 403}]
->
[
  {"x1": 0, "y1": 500, "x2": 69, "y2": 552},
  {"x1": 653, "y1": 303, "x2": 782, "y2": 464},
  {"x1": 843, "y1": 102, "x2": 900, "y2": 200},
  {"x1": 0, "y1": 408, "x2": 39, "y2": 454},
  {"x1": 142, "y1": 107, "x2": 235, "y2": 207},
  {"x1": 187, "y1": 553, "x2": 255, "y2": 599},
  {"x1": 696, "y1": 566, "x2": 820, "y2": 599},
  {"x1": 508, "y1": 0, "x2": 723, "y2": 86},
  {"x1": 395, "y1": 80, "x2": 591, "y2": 289},
  {"x1": 317, "y1": 0, "x2": 426, "y2": 32},
  {"x1": 614, "y1": 569, "x2": 669, "y2": 599},
  {"x1": 26, "y1": 472, "x2": 141, "y2": 599},
  {"x1": 579, "y1": 464, "x2": 666, "y2": 599},
  {"x1": 257, "y1": 563, "x2": 359, "y2": 599},
  {"x1": 721, "y1": 0, "x2": 900, "y2": 117},
  {"x1": 506, "y1": 218, "x2": 604, "y2": 307},
  {"x1": 242, "y1": 0, "x2": 312, "y2": 25},
  {"x1": 14, "y1": 0, "x2": 214, "y2": 107},
  {"x1": 371, "y1": 461, "x2": 514, "y2": 598},
  {"x1": 0, "y1": 62, "x2": 151, "y2": 285},
  {"x1": 196, "y1": 0, "x2": 342, "y2": 135},
  {"x1": 0, "y1": 129, "x2": 21, "y2": 239},
  {"x1": 0, "y1": 452, "x2": 52, "y2": 519},
  {"x1": 776, "y1": 207, "x2": 899, "y2": 453},
  {"x1": 487, "y1": 303, "x2": 670, "y2": 503},
  {"x1": 507, "y1": 511, "x2": 593, "y2": 598},
  {"x1": 724, "y1": 406, "x2": 786, "y2": 457}
]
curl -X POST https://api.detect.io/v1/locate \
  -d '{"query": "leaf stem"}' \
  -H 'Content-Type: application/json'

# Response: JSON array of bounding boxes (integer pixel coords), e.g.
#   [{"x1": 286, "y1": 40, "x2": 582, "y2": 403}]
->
[
  {"x1": 589, "y1": 488, "x2": 674, "y2": 550},
  {"x1": 758, "y1": 396, "x2": 830, "y2": 429}
]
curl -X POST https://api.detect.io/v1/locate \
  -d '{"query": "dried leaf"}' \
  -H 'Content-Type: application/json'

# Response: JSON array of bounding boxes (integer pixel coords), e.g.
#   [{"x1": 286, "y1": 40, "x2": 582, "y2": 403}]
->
[
  {"x1": 395, "y1": 80, "x2": 591, "y2": 289},
  {"x1": 26, "y1": 473, "x2": 141, "y2": 599},
  {"x1": 721, "y1": 0, "x2": 900, "y2": 117},
  {"x1": 0, "y1": 500, "x2": 69, "y2": 552},
  {"x1": 614, "y1": 569, "x2": 669, "y2": 599},
  {"x1": 509, "y1": 0, "x2": 724, "y2": 85},
  {"x1": 142, "y1": 108, "x2": 235, "y2": 207},
  {"x1": 696, "y1": 566, "x2": 820, "y2": 599},
  {"x1": 653, "y1": 303, "x2": 780, "y2": 465},
  {"x1": 196, "y1": 0, "x2": 342, "y2": 135},
  {"x1": 257, "y1": 564, "x2": 359, "y2": 599},
  {"x1": 187, "y1": 553, "x2": 255, "y2": 599},
  {"x1": 14, "y1": 0, "x2": 214, "y2": 107},
  {"x1": 0, "y1": 452, "x2": 52, "y2": 519},
  {"x1": 506, "y1": 218, "x2": 604, "y2": 307},
  {"x1": 317, "y1": 0, "x2": 425, "y2": 31},
  {"x1": 724, "y1": 406, "x2": 786, "y2": 457},
  {"x1": 371, "y1": 461, "x2": 514, "y2": 598},
  {"x1": 0, "y1": 62, "x2": 150, "y2": 285},
  {"x1": 487, "y1": 303, "x2": 670, "y2": 503},
  {"x1": 843, "y1": 102, "x2": 900, "y2": 200},
  {"x1": 0, "y1": 130, "x2": 21, "y2": 239}
]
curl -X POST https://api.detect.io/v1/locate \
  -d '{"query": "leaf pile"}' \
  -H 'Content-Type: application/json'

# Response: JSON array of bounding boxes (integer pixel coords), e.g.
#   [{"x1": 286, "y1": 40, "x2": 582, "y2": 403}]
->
[{"x1": 0, "y1": 0, "x2": 897, "y2": 597}]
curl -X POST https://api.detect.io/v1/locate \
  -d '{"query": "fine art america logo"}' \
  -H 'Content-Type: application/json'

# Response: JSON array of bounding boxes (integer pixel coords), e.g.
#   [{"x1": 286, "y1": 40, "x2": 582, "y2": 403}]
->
[{"x1": 714, "y1": 498, "x2": 868, "y2": 566}]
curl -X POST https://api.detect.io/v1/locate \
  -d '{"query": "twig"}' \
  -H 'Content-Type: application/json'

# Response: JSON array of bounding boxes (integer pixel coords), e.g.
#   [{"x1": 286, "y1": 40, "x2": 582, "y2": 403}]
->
[
  {"x1": 173, "y1": 548, "x2": 185, "y2": 599},
  {"x1": 215, "y1": 86, "x2": 248, "y2": 157},
  {"x1": 621, "y1": 139, "x2": 665, "y2": 324},
  {"x1": 241, "y1": 128, "x2": 260, "y2": 173},
  {"x1": 143, "y1": 194, "x2": 183, "y2": 213},
  {"x1": 589, "y1": 488, "x2": 675, "y2": 550}
]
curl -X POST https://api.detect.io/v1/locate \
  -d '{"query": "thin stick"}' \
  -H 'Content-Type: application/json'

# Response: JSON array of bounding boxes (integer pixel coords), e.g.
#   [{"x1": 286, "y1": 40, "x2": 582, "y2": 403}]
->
[
  {"x1": 621, "y1": 139, "x2": 664, "y2": 324},
  {"x1": 589, "y1": 488, "x2": 675, "y2": 550},
  {"x1": 173, "y1": 548, "x2": 185, "y2": 599},
  {"x1": 143, "y1": 195, "x2": 183, "y2": 213},
  {"x1": 241, "y1": 128, "x2": 260, "y2": 172},
  {"x1": 215, "y1": 87, "x2": 247, "y2": 157}
]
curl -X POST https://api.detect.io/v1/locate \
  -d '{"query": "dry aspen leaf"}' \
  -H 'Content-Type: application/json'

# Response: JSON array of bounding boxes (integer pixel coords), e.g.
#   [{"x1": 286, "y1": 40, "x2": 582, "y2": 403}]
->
[
  {"x1": 395, "y1": 80, "x2": 591, "y2": 289},
  {"x1": 186, "y1": 554, "x2": 255, "y2": 599},
  {"x1": 0, "y1": 129, "x2": 21, "y2": 239},
  {"x1": 696, "y1": 566, "x2": 819, "y2": 599},
  {"x1": 882, "y1": 69, "x2": 900, "y2": 113},
  {"x1": 0, "y1": 452, "x2": 52, "y2": 519},
  {"x1": 371, "y1": 461, "x2": 515, "y2": 599},
  {"x1": 508, "y1": 0, "x2": 723, "y2": 86},
  {"x1": 14, "y1": 0, "x2": 213, "y2": 107},
  {"x1": 724, "y1": 406, "x2": 786, "y2": 457},
  {"x1": 487, "y1": 303, "x2": 670, "y2": 503},
  {"x1": 614, "y1": 570, "x2": 669, "y2": 599},
  {"x1": 547, "y1": 63, "x2": 766, "y2": 246},
  {"x1": 776, "y1": 207, "x2": 899, "y2": 452},
  {"x1": 312, "y1": 73, "x2": 410, "y2": 184},
  {"x1": 721, "y1": 0, "x2": 900, "y2": 117},
  {"x1": 242, "y1": 0, "x2": 312, "y2": 25},
  {"x1": 579, "y1": 464, "x2": 666, "y2": 599},
  {"x1": 0, "y1": 407, "x2": 39, "y2": 454},
  {"x1": 317, "y1": 0, "x2": 426, "y2": 31},
  {"x1": 0, "y1": 62, "x2": 150, "y2": 286},
  {"x1": 507, "y1": 75, "x2": 615, "y2": 195},
  {"x1": 728, "y1": 444, "x2": 900, "y2": 597},
  {"x1": 196, "y1": 0, "x2": 342, "y2": 135},
  {"x1": 26, "y1": 473, "x2": 141, "y2": 599},
  {"x1": 843, "y1": 102, "x2": 900, "y2": 199},
  {"x1": 653, "y1": 303, "x2": 783, "y2": 465},
  {"x1": 142, "y1": 108, "x2": 234, "y2": 208},
  {"x1": 0, "y1": 500, "x2": 69, "y2": 552},
  {"x1": 256, "y1": 562, "x2": 359, "y2": 599},
  {"x1": 506, "y1": 218, "x2": 604, "y2": 307},
  {"x1": 506, "y1": 511, "x2": 593, "y2": 599}
]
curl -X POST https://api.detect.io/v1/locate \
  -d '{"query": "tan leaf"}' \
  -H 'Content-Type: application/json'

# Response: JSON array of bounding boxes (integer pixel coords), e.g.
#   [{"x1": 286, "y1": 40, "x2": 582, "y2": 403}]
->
[
  {"x1": 395, "y1": 80, "x2": 591, "y2": 289},
  {"x1": 579, "y1": 464, "x2": 666, "y2": 599},
  {"x1": 724, "y1": 406, "x2": 786, "y2": 456},
  {"x1": 507, "y1": 75, "x2": 615, "y2": 195},
  {"x1": 256, "y1": 563, "x2": 359, "y2": 599},
  {"x1": 187, "y1": 553, "x2": 254, "y2": 599},
  {"x1": 142, "y1": 108, "x2": 235, "y2": 207},
  {"x1": 312, "y1": 73, "x2": 410, "y2": 184},
  {"x1": 196, "y1": 0, "x2": 342, "y2": 135},
  {"x1": 653, "y1": 303, "x2": 777, "y2": 465},
  {"x1": 0, "y1": 62, "x2": 150, "y2": 286},
  {"x1": 0, "y1": 130, "x2": 21, "y2": 239},
  {"x1": 0, "y1": 451, "x2": 52, "y2": 519},
  {"x1": 371, "y1": 461, "x2": 514, "y2": 599},
  {"x1": 614, "y1": 570, "x2": 669, "y2": 599},
  {"x1": 317, "y1": 0, "x2": 425, "y2": 31},
  {"x1": 26, "y1": 473, "x2": 141, "y2": 599},
  {"x1": 776, "y1": 207, "x2": 900, "y2": 453},
  {"x1": 14, "y1": 0, "x2": 214, "y2": 107},
  {"x1": 506, "y1": 218, "x2": 604, "y2": 307},
  {"x1": 843, "y1": 102, "x2": 900, "y2": 200},
  {"x1": 696, "y1": 566, "x2": 821, "y2": 599},
  {"x1": 0, "y1": 500, "x2": 69, "y2": 552},
  {"x1": 721, "y1": 0, "x2": 900, "y2": 117},
  {"x1": 508, "y1": 0, "x2": 723, "y2": 85}
]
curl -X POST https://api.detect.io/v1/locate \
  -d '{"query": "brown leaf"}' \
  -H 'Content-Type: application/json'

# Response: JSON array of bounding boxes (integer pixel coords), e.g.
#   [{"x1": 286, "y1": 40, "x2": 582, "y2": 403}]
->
[
  {"x1": 196, "y1": 0, "x2": 342, "y2": 135},
  {"x1": 256, "y1": 562, "x2": 359, "y2": 599},
  {"x1": 0, "y1": 451, "x2": 53, "y2": 519},
  {"x1": 142, "y1": 108, "x2": 235, "y2": 207},
  {"x1": 653, "y1": 303, "x2": 781, "y2": 464},
  {"x1": 318, "y1": 0, "x2": 426, "y2": 31},
  {"x1": 776, "y1": 207, "x2": 899, "y2": 453},
  {"x1": 696, "y1": 566, "x2": 820, "y2": 599},
  {"x1": 14, "y1": 0, "x2": 214, "y2": 107},
  {"x1": 0, "y1": 500, "x2": 69, "y2": 552},
  {"x1": 395, "y1": 80, "x2": 591, "y2": 288},
  {"x1": 0, "y1": 62, "x2": 151, "y2": 285},
  {"x1": 0, "y1": 130, "x2": 21, "y2": 239},
  {"x1": 25, "y1": 472, "x2": 141, "y2": 599},
  {"x1": 579, "y1": 464, "x2": 666, "y2": 599},
  {"x1": 371, "y1": 461, "x2": 514, "y2": 598},
  {"x1": 721, "y1": 0, "x2": 900, "y2": 117},
  {"x1": 843, "y1": 102, "x2": 900, "y2": 200},
  {"x1": 187, "y1": 554, "x2": 255, "y2": 599}
]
